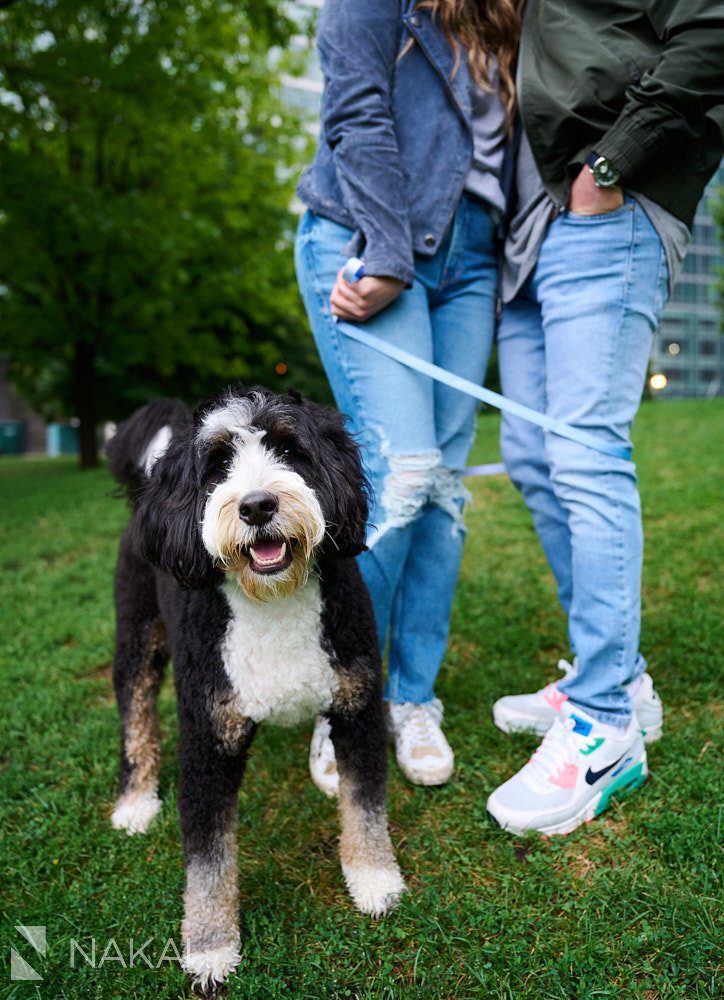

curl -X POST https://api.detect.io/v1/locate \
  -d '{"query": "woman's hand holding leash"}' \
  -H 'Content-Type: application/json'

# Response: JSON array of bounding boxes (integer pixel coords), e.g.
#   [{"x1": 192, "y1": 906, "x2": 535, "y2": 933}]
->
[{"x1": 330, "y1": 265, "x2": 404, "y2": 322}]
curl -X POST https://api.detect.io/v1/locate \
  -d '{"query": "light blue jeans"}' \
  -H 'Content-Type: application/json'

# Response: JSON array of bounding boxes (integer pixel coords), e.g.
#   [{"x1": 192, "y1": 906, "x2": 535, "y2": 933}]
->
[
  {"x1": 295, "y1": 194, "x2": 498, "y2": 703},
  {"x1": 498, "y1": 198, "x2": 669, "y2": 726}
]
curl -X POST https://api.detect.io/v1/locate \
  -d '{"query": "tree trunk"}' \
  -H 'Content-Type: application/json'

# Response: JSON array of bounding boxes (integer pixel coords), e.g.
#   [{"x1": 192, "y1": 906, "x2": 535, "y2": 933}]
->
[{"x1": 74, "y1": 341, "x2": 98, "y2": 469}]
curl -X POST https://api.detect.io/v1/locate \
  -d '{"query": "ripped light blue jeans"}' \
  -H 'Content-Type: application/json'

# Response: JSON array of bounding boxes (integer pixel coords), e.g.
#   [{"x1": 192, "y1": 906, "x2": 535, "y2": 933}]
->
[
  {"x1": 498, "y1": 198, "x2": 670, "y2": 726},
  {"x1": 295, "y1": 193, "x2": 497, "y2": 703}
]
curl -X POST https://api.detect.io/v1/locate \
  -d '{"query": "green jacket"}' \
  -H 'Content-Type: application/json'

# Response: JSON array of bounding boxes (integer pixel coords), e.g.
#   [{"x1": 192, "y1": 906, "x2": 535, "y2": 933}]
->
[{"x1": 519, "y1": 0, "x2": 724, "y2": 226}]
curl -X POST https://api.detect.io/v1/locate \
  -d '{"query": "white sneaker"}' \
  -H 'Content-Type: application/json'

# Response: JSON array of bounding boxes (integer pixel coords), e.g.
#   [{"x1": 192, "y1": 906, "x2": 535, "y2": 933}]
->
[
  {"x1": 487, "y1": 705, "x2": 648, "y2": 836},
  {"x1": 388, "y1": 699, "x2": 454, "y2": 786},
  {"x1": 492, "y1": 659, "x2": 663, "y2": 744},
  {"x1": 308, "y1": 716, "x2": 339, "y2": 798}
]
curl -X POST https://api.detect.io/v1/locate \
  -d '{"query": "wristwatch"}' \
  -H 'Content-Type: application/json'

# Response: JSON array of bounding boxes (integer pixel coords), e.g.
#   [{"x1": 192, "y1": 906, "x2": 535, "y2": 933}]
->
[{"x1": 586, "y1": 152, "x2": 621, "y2": 189}]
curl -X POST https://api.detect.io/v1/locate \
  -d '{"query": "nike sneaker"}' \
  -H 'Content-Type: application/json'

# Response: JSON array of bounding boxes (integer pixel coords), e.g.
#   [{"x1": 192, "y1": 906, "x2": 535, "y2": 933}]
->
[
  {"x1": 492, "y1": 659, "x2": 663, "y2": 744},
  {"x1": 487, "y1": 705, "x2": 648, "y2": 836}
]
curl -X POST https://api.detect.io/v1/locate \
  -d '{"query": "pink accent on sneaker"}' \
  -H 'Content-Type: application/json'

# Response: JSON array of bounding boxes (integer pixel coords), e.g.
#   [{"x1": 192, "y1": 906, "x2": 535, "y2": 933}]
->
[
  {"x1": 549, "y1": 762, "x2": 578, "y2": 789},
  {"x1": 543, "y1": 685, "x2": 569, "y2": 711}
]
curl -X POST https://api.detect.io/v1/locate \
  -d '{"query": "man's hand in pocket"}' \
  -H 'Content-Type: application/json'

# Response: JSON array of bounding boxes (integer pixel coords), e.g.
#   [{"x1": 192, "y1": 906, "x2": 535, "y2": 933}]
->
[{"x1": 568, "y1": 166, "x2": 624, "y2": 215}]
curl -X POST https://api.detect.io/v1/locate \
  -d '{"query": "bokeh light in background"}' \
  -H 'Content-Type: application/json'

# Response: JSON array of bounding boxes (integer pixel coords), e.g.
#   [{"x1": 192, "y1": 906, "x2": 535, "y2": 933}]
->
[
  {"x1": 275, "y1": 362, "x2": 288, "y2": 376},
  {"x1": 649, "y1": 373, "x2": 668, "y2": 391}
]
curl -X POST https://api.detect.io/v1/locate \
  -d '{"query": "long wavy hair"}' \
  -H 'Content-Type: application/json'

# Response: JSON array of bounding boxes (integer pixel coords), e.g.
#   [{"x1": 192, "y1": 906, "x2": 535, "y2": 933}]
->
[{"x1": 403, "y1": 0, "x2": 524, "y2": 132}]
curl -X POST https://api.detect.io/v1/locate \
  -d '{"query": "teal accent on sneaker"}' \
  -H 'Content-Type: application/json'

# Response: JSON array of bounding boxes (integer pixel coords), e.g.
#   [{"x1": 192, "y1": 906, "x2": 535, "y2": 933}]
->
[
  {"x1": 594, "y1": 762, "x2": 647, "y2": 817},
  {"x1": 580, "y1": 737, "x2": 605, "y2": 756}
]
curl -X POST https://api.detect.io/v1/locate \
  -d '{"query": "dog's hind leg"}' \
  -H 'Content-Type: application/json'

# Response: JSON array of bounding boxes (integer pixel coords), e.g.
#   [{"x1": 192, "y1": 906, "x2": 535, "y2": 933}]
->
[
  {"x1": 329, "y1": 693, "x2": 407, "y2": 917},
  {"x1": 111, "y1": 533, "x2": 168, "y2": 835},
  {"x1": 177, "y1": 696, "x2": 254, "y2": 994}
]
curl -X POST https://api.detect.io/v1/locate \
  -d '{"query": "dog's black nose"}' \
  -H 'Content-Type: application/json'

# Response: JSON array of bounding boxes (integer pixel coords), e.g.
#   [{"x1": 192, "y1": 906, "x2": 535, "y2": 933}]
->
[{"x1": 238, "y1": 491, "x2": 278, "y2": 526}]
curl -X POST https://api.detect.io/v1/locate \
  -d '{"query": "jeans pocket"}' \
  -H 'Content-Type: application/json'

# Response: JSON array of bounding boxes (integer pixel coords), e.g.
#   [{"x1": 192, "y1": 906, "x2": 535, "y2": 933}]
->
[
  {"x1": 564, "y1": 203, "x2": 633, "y2": 224},
  {"x1": 309, "y1": 211, "x2": 355, "y2": 245}
]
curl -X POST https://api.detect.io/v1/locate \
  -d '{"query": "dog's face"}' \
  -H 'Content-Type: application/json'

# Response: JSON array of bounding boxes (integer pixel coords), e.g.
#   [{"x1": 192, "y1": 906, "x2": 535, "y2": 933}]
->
[
  {"x1": 197, "y1": 392, "x2": 329, "y2": 601},
  {"x1": 135, "y1": 388, "x2": 368, "y2": 599}
]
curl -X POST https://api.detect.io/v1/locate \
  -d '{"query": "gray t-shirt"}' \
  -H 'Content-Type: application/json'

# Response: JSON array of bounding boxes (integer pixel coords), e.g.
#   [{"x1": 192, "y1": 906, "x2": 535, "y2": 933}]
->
[
  {"x1": 465, "y1": 64, "x2": 507, "y2": 216},
  {"x1": 501, "y1": 133, "x2": 690, "y2": 304}
]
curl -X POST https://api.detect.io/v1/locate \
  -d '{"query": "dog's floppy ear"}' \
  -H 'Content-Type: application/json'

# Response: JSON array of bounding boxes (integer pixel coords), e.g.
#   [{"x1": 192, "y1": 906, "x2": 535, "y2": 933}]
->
[
  {"x1": 133, "y1": 421, "x2": 219, "y2": 589},
  {"x1": 314, "y1": 406, "x2": 369, "y2": 559}
]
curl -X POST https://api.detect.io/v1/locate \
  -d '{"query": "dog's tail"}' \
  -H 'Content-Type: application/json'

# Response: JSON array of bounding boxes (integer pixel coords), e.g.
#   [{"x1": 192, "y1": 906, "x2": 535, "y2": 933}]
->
[{"x1": 106, "y1": 398, "x2": 189, "y2": 497}]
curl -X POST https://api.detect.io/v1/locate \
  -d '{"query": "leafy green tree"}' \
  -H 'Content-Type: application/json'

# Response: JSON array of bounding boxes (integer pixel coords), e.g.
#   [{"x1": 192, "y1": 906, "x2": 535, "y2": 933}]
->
[{"x1": 0, "y1": 0, "x2": 324, "y2": 467}]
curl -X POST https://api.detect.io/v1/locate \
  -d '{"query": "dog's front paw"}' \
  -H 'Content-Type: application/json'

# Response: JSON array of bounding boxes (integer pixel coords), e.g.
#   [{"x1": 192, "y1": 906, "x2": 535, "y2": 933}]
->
[
  {"x1": 111, "y1": 791, "x2": 162, "y2": 835},
  {"x1": 342, "y1": 862, "x2": 407, "y2": 918},
  {"x1": 182, "y1": 941, "x2": 241, "y2": 995}
]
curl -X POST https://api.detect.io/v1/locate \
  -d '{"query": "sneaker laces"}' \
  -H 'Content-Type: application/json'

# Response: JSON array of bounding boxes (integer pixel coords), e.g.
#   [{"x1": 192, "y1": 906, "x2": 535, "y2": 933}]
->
[
  {"x1": 392, "y1": 699, "x2": 444, "y2": 754},
  {"x1": 525, "y1": 716, "x2": 581, "y2": 787}
]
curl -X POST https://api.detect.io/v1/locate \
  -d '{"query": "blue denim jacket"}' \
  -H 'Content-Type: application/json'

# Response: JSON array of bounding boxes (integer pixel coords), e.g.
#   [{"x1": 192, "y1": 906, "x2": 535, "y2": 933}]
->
[{"x1": 297, "y1": 0, "x2": 510, "y2": 286}]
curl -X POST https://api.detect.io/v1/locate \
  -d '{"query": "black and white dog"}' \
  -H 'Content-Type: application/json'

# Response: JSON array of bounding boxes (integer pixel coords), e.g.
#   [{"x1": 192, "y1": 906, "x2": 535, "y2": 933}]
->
[{"x1": 107, "y1": 386, "x2": 405, "y2": 992}]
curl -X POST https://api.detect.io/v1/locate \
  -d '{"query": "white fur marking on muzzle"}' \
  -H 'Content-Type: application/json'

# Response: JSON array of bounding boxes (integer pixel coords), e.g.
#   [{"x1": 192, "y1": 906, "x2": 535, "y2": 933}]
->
[{"x1": 201, "y1": 432, "x2": 325, "y2": 601}]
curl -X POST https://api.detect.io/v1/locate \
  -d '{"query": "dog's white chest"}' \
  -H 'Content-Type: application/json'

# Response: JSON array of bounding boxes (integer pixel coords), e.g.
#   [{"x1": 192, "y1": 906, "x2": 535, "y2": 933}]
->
[{"x1": 220, "y1": 577, "x2": 337, "y2": 726}]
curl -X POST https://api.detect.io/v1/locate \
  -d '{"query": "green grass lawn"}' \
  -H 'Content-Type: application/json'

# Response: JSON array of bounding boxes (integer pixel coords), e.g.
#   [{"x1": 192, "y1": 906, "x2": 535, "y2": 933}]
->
[{"x1": 1, "y1": 399, "x2": 722, "y2": 999}]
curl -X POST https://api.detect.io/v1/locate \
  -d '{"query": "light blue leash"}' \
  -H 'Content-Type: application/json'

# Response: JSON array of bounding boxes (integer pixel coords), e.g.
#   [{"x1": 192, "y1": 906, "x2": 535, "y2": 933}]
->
[{"x1": 338, "y1": 258, "x2": 631, "y2": 465}]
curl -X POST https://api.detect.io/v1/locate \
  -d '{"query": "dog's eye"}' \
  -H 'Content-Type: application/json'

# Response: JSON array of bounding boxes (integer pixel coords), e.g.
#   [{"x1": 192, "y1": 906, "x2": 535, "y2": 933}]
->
[{"x1": 207, "y1": 440, "x2": 234, "y2": 469}]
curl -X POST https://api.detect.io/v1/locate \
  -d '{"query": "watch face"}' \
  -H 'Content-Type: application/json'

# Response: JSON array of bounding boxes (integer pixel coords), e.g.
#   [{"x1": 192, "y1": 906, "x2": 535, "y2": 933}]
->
[{"x1": 593, "y1": 157, "x2": 621, "y2": 188}]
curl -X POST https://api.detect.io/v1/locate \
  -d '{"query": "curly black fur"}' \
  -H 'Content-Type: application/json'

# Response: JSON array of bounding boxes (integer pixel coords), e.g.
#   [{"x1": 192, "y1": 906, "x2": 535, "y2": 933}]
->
[{"x1": 107, "y1": 383, "x2": 402, "y2": 992}]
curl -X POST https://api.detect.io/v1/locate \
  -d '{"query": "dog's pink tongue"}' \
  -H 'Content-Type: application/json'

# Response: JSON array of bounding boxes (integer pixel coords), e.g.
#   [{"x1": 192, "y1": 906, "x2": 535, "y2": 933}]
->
[{"x1": 253, "y1": 540, "x2": 285, "y2": 560}]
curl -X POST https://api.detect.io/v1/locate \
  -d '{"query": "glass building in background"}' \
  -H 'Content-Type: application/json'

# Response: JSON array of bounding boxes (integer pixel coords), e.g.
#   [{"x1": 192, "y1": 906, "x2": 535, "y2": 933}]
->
[
  {"x1": 649, "y1": 163, "x2": 723, "y2": 399},
  {"x1": 280, "y1": 0, "x2": 323, "y2": 138},
  {"x1": 281, "y1": 4, "x2": 722, "y2": 400}
]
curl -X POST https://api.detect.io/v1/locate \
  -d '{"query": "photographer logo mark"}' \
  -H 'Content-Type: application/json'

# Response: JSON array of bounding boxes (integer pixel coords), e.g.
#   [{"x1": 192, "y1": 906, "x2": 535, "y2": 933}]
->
[{"x1": 10, "y1": 925, "x2": 46, "y2": 981}]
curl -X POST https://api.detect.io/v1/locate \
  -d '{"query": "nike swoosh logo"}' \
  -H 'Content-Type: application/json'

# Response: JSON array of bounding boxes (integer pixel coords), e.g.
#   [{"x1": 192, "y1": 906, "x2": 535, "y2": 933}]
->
[{"x1": 585, "y1": 753, "x2": 628, "y2": 786}]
